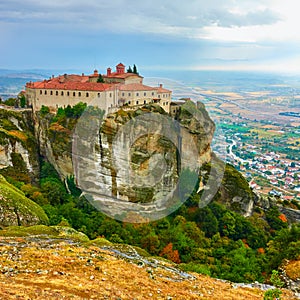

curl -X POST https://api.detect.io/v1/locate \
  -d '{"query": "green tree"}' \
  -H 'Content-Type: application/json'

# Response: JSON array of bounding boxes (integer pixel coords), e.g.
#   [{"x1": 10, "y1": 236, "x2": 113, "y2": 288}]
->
[
  {"x1": 133, "y1": 64, "x2": 138, "y2": 74},
  {"x1": 196, "y1": 206, "x2": 219, "y2": 238},
  {"x1": 127, "y1": 66, "x2": 133, "y2": 73},
  {"x1": 5, "y1": 98, "x2": 17, "y2": 107},
  {"x1": 19, "y1": 94, "x2": 26, "y2": 108},
  {"x1": 40, "y1": 105, "x2": 50, "y2": 116},
  {"x1": 72, "y1": 102, "x2": 87, "y2": 118},
  {"x1": 264, "y1": 270, "x2": 283, "y2": 300},
  {"x1": 141, "y1": 233, "x2": 160, "y2": 254},
  {"x1": 41, "y1": 179, "x2": 67, "y2": 205},
  {"x1": 266, "y1": 206, "x2": 288, "y2": 231},
  {"x1": 97, "y1": 74, "x2": 104, "y2": 83}
]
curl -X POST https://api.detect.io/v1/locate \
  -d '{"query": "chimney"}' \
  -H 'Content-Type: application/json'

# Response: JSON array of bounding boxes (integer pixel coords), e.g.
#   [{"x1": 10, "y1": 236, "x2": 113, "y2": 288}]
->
[
  {"x1": 107, "y1": 68, "x2": 112, "y2": 76},
  {"x1": 94, "y1": 69, "x2": 98, "y2": 76},
  {"x1": 82, "y1": 73, "x2": 85, "y2": 76},
  {"x1": 159, "y1": 84, "x2": 163, "y2": 88}
]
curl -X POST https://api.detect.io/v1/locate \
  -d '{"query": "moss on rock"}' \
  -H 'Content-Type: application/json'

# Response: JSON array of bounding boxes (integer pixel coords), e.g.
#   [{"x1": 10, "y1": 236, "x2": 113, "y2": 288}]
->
[{"x1": 0, "y1": 175, "x2": 49, "y2": 226}]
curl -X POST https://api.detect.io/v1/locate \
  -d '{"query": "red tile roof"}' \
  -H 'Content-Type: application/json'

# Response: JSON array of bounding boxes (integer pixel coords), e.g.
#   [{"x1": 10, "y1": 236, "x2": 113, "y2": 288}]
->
[
  {"x1": 118, "y1": 83, "x2": 157, "y2": 91},
  {"x1": 26, "y1": 75, "x2": 112, "y2": 92},
  {"x1": 116, "y1": 63, "x2": 125, "y2": 67},
  {"x1": 154, "y1": 86, "x2": 172, "y2": 93}
]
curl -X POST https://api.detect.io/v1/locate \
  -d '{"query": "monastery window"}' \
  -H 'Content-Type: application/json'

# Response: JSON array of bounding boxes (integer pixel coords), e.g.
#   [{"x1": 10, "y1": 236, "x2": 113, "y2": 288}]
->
[
  {"x1": 128, "y1": 101, "x2": 131, "y2": 104},
  {"x1": 40, "y1": 90, "x2": 42, "y2": 95},
  {"x1": 44, "y1": 90, "x2": 47, "y2": 95},
  {"x1": 61, "y1": 91, "x2": 64, "y2": 96},
  {"x1": 144, "y1": 100, "x2": 146, "y2": 104},
  {"x1": 79, "y1": 92, "x2": 81, "y2": 97},
  {"x1": 152, "y1": 92, "x2": 154, "y2": 96},
  {"x1": 109, "y1": 93, "x2": 112, "y2": 98},
  {"x1": 128, "y1": 93, "x2": 131, "y2": 96},
  {"x1": 86, "y1": 92, "x2": 89, "y2": 97},
  {"x1": 136, "y1": 93, "x2": 139, "y2": 96},
  {"x1": 73, "y1": 92, "x2": 75, "y2": 97},
  {"x1": 144, "y1": 92, "x2": 147, "y2": 96},
  {"x1": 67, "y1": 91, "x2": 70, "y2": 96},
  {"x1": 56, "y1": 91, "x2": 58, "y2": 96},
  {"x1": 50, "y1": 91, "x2": 53, "y2": 95},
  {"x1": 97, "y1": 93, "x2": 100, "y2": 97},
  {"x1": 122, "y1": 93, "x2": 125, "y2": 97},
  {"x1": 158, "y1": 95, "x2": 161, "y2": 98},
  {"x1": 136, "y1": 101, "x2": 139, "y2": 105}
]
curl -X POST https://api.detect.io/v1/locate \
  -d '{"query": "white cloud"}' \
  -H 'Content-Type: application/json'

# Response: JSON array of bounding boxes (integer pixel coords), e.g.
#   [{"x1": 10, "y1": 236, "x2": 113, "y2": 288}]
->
[
  {"x1": 1, "y1": 0, "x2": 300, "y2": 71},
  {"x1": 0, "y1": 0, "x2": 280, "y2": 34}
]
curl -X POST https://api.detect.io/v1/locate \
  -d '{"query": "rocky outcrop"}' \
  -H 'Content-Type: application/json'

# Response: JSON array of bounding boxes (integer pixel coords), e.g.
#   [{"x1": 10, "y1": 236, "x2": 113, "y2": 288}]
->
[
  {"x1": 0, "y1": 109, "x2": 39, "y2": 182},
  {"x1": 73, "y1": 102, "x2": 215, "y2": 220},
  {"x1": 200, "y1": 161, "x2": 257, "y2": 217},
  {"x1": 34, "y1": 112, "x2": 73, "y2": 179}
]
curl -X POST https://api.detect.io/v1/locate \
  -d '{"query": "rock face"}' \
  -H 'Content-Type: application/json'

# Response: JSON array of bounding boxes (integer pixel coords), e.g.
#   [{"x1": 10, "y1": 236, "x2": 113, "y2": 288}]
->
[
  {"x1": 200, "y1": 161, "x2": 257, "y2": 217},
  {"x1": 72, "y1": 102, "x2": 215, "y2": 220},
  {"x1": 0, "y1": 109, "x2": 39, "y2": 182},
  {"x1": 34, "y1": 112, "x2": 73, "y2": 179},
  {"x1": 0, "y1": 175, "x2": 48, "y2": 226},
  {"x1": 31, "y1": 101, "x2": 260, "y2": 220}
]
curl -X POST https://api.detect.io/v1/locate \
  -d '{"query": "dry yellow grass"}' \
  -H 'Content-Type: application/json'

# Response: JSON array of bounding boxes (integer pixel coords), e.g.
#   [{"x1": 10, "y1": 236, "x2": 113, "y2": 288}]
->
[
  {"x1": 285, "y1": 258, "x2": 300, "y2": 281},
  {"x1": 7, "y1": 130, "x2": 28, "y2": 142},
  {"x1": 0, "y1": 237, "x2": 297, "y2": 300}
]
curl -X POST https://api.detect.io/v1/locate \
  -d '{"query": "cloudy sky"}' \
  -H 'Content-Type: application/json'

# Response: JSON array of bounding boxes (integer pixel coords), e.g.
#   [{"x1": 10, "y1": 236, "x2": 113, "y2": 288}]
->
[{"x1": 1, "y1": 0, "x2": 300, "y2": 73}]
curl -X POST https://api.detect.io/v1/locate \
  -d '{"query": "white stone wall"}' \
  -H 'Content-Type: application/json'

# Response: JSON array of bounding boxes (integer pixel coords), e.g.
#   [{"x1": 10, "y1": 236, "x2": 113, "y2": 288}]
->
[
  {"x1": 27, "y1": 87, "x2": 171, "y2": 113},
  {"x1": 26, "y1": 88, "x2": 114, "y2": 112}
]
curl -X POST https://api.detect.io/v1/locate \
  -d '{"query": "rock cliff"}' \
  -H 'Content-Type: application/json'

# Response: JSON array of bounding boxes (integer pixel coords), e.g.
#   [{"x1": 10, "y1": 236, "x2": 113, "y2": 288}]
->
[
  {"x1": 1, "y1": 101, "x2": 292, "y2": 223},
  {"x1": 72, "y1": 102, "x2": 215, "y2": 220},
  {"x1": 0, "y1": 109, "x2": 39, "y2": 183}
]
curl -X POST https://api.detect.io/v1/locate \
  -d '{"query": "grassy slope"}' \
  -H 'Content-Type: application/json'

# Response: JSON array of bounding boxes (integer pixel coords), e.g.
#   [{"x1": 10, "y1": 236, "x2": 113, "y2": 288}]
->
[
  {"x1": 0, "y1": 233, "x2": 297, "y2": 300},
  {"x1": 0, "y1": 175, "x2": 48, "y2": 225}
]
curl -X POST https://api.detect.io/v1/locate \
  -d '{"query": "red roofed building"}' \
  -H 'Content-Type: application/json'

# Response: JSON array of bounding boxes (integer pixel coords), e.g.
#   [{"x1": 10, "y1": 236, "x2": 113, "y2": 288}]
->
[{"x1": 25, "y1": 63, "x2": 172, "y2": 113}]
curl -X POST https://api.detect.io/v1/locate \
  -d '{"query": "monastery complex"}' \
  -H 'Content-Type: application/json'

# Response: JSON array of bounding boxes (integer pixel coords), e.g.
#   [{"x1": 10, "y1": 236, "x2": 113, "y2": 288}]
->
[{"x1": 25, "y1": 63, "x2": 172, "y2": 113}]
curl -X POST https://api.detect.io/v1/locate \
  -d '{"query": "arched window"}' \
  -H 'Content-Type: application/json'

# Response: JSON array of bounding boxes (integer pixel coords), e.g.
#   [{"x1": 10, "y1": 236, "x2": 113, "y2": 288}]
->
[
  {"x1": 67, "y1": 91, "x2": 70, "y2": 96},
  {"x1": 144, "y1": 100, "x2": 146, "y2": 104},
  {"x1": 78, "y1": 92, "x2": 81, "y2": 97},
  {"x1": 97, "y1": 93, "x2": 100, "y2": 97},
  {"x1": 136, "y1": 101, "x2": 139, "y2": 105},
  {"x1": 128, "y1": 93, "x2": 131, "y2": 96},
  {"x1": 73, "y1": 92, "x2": 76, "y2": 97},
  {"x1": 56, "y1": 91, "x2": 58, "y2": 96},
  {"x1": 128, "y1": 101, "x2": 131, "y2": 104},
  {"x1": 136, "y1": 93, "x2": 139, "y2": 96},
  {"x1": 40, "y1": 90, "x2": 42, "y2": 95},
  {"x1": 50, "y1": 91, "x2": 53, "y2": 95},
  {"x1": 109, "y1": 93, "x2": 112, "y2": 97},
  {"x1": 61, "y1": 91, "x2": 64, "y2": 96},
  {"x1": 86, "y1": 92, "x2": 89, "y2": 97},
  {"x1": 144, "y1": 92, "x2": 146, "y2": 96},
  {"x1": 44, "y1": 90, "x2": 47, "y2": 95}
]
